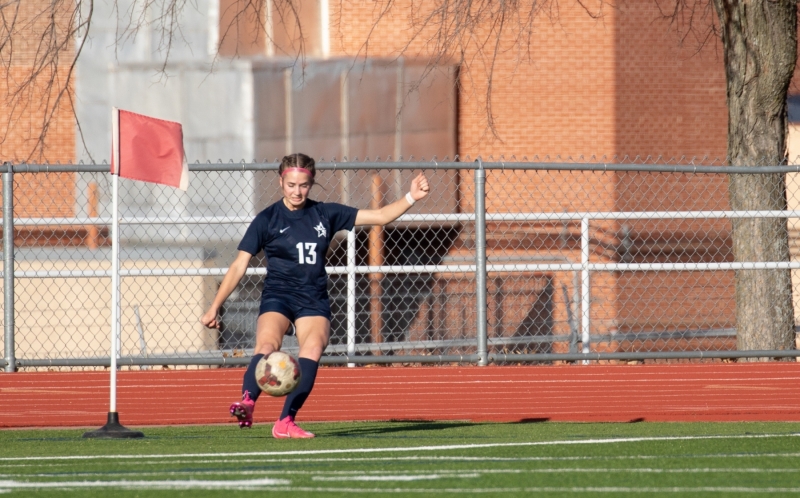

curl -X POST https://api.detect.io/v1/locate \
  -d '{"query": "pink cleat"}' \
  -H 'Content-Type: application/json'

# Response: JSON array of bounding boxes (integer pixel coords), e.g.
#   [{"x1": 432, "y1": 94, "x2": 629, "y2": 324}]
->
[
  {"x1": 230, "y1": 391, "x2": 255, "y2": 428},
  {"x1": 272, "y1": 415, "x2": 315, "y2": 439}
]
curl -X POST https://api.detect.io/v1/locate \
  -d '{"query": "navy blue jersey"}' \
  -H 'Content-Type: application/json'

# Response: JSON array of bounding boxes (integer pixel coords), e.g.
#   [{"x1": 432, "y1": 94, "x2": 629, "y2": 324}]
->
[{"x1": 238, "y1": 199, "x2": 358, "y2": 307}]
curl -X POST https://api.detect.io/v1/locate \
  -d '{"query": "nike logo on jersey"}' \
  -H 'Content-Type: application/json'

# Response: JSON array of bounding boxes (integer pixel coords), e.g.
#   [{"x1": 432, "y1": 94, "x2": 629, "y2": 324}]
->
[{"x1": 280, "y1": 227, "x2": 290, "y2": 233}]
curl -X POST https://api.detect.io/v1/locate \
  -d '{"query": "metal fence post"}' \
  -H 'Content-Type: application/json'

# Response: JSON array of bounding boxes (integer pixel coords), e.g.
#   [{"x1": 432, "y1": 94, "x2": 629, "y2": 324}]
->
[
  {"x1": 346, "y1": 229, "x2": 356, "y2": 368},
  {"x1": 475, "y1": 160, "x2": 488, "y2": 366},
  {"x1": 580, "y1": 217, "x2": 591, "y2": 365},
  {"x1": 3, "y1": 163, "x2": 14, "y2": 372}
]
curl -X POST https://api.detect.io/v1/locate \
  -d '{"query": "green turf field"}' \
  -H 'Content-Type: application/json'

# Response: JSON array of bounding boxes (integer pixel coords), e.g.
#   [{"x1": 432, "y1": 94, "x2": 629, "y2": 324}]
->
[{"x1": 1, "y1": 421, "x2": 800, "y2": 496}]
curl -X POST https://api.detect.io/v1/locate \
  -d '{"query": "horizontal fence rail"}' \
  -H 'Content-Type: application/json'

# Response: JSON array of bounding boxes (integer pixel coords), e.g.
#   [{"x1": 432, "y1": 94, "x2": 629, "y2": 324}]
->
[
  {"x1": 12, "y1": 210, "x2": 800, "y2": 226},
  {"x1": 7, "y1": 161, "x2": 800, "y2": 173},
  {"x1": 3, "y1": 161, "x2": 800, "y2": 370}
]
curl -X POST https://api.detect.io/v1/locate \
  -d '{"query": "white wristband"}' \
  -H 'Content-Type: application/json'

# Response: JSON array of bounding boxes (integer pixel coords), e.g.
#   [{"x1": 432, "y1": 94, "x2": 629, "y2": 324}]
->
[{"x1": 405, "y1": 192, "x2": 416, "y2": 206}]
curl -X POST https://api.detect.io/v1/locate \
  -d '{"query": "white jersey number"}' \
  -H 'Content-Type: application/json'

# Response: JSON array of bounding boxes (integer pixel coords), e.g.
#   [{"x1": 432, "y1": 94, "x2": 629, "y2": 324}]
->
[{"x1": 296, "y1": 242, "x2": 317, "y2": 265}]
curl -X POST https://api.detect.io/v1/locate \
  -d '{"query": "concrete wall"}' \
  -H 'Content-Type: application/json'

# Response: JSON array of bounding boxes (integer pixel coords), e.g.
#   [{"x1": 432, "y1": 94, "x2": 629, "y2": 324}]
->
[
  {"x1": 72, "y1": 0, "x2": 458, "y2": 232},
  {"x1": 12, "y1": 257, "x2": 216, "y2": 361},
  {"x1": 74, "y1": 0, "x2": 256, "y2": 248},
  {"x1": 250, "y1": 58, "x2": 458, "y2": 213}
]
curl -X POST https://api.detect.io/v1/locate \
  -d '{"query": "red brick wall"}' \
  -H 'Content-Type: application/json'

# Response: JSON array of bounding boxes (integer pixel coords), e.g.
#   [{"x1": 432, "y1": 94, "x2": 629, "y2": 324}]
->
[
  {"x1": 329, "y1": 0, "x2": 745, "y2": 342},
  {"x1": 8, "y1": 0, "x2": 793, "y2": 342},
  {"x1": 0, "y1": 1, "x2": 75, "y2": 164},
  {"x1": 614, "y1": 0, "x2": 728, "y2": 159},
  {"x1": 331, "y1": 0, "x2": 619, "y2": 157},
  {"x1": 0, "y1": 1, "x2": 76, "y2": 218}
]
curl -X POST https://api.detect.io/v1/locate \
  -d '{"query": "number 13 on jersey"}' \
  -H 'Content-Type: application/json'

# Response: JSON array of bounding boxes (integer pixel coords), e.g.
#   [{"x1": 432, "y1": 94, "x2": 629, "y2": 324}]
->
[{"x1": 296, "y1": 242, "x2": 317, "y2": 264}]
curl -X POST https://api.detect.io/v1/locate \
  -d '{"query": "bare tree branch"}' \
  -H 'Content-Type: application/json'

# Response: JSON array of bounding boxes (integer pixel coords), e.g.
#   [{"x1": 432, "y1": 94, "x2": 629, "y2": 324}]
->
[
  {"x1": 654, "y1": 0, "x2": 718, "y2": 54},
  {"x1": 0, "y1": 0, "x2": 92, "y2": 161},
  {"x1": 387, "y1": 0, "x2": 555, "y2": 138}
]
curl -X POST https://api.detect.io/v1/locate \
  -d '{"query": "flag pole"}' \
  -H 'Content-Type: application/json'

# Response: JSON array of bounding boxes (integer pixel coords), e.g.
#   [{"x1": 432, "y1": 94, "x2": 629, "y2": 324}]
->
[{"x1": 84, "y1": 108, "x2": 144, "y2": 439}]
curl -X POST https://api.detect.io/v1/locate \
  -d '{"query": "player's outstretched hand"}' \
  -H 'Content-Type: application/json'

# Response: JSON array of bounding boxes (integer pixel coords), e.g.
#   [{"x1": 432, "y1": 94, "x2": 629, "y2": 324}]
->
[
  {"x1": 201, "y1": 308, "x2": 220, "y2": 329},
  {"x1": 410, "y1": 172, "x2": 430, "y2": 202}
]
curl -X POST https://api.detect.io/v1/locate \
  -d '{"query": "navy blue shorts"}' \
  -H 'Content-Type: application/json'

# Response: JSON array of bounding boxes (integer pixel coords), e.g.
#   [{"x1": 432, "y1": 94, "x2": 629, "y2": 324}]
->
[{"x1": 259, "y1": 297, "x2": 332, "y2": 322}]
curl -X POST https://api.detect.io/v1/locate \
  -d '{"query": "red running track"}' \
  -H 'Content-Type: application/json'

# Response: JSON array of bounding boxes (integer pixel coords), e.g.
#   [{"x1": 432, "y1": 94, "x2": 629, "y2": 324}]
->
[{"x1": 2, "y1": 363, "x2": 800, "y2": 428}]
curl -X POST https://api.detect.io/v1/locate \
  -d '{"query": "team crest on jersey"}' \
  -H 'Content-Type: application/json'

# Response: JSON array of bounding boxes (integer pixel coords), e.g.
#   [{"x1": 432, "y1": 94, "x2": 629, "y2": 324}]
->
[{"x1": 314, "y1": 222, "x2": 327, "y2": 238}]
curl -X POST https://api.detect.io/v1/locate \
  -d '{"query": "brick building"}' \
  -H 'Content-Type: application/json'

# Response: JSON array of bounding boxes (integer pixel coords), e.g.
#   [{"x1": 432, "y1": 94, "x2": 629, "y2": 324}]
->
[{"x1": 3, "y1": 0, "x2": 799, "y2": 356}]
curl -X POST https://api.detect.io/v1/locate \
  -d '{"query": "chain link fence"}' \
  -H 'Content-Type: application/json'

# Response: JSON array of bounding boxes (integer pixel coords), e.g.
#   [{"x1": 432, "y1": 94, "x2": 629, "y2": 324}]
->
[{"x1": 2, "y1": 160, "x2": 800, "y2": 370}]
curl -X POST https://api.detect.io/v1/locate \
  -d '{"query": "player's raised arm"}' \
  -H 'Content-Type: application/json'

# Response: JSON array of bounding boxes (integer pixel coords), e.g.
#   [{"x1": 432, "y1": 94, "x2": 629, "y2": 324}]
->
[
  {"x1": 354, "y1": 172, "x2": 430, "y2": 226},
  {"x1": 200, "y1": 250, "x2": 253, "y2": 329}
]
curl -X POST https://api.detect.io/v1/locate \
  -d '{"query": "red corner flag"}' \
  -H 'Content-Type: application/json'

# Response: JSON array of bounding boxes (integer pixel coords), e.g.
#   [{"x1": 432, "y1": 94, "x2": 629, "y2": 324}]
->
[{"x1": 111, "y1": 108, "x2": 189, "y2": 190}]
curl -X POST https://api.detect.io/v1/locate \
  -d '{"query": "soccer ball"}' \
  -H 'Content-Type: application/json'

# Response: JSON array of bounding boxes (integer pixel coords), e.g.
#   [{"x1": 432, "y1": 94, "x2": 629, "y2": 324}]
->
[{"x1": 254, "y1": 351, "x2": 302, "y2": 397}]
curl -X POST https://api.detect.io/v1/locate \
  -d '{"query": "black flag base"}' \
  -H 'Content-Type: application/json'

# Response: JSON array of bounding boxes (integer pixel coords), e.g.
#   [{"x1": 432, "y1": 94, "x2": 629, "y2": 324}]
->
[{"x1": 82, "y1": 412, "x2": 144, "y2": 439}]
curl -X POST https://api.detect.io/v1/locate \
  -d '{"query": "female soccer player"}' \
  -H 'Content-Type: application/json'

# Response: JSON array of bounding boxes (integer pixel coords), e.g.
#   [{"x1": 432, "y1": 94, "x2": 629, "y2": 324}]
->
[{"x1": 201, "y1": 153, "x2": 429, "y2": 438}]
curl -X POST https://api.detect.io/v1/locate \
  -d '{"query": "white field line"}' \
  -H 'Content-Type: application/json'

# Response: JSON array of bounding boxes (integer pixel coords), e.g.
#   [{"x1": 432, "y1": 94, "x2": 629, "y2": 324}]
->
[
  {"x1": 4, "y1": 452, "x2": 800, "y2": 469},
  {"x1": 3, "y1": 467, "x2": 798, "y2": 480},
  {"x1": 0, "y1": 432, "x2": 797, "y2": 463},
  {"x1": 2, "y1": 483, "x2": 800, "y2": 493},
  {"x1": 312, "y1": 473, "x2": 481, "y2": 482},
  {"x1": 282, "y1": 487, "x2": 800, "y2": 493},
  {"x1": 0, "y1": 478, "x2": 289, "y2": 490}
]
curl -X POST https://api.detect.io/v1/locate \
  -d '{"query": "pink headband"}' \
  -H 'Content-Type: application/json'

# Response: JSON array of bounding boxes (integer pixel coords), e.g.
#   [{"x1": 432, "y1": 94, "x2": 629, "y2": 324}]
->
[{"x1": 281, "y1": 167, "x2": 313, "y2": 177}]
